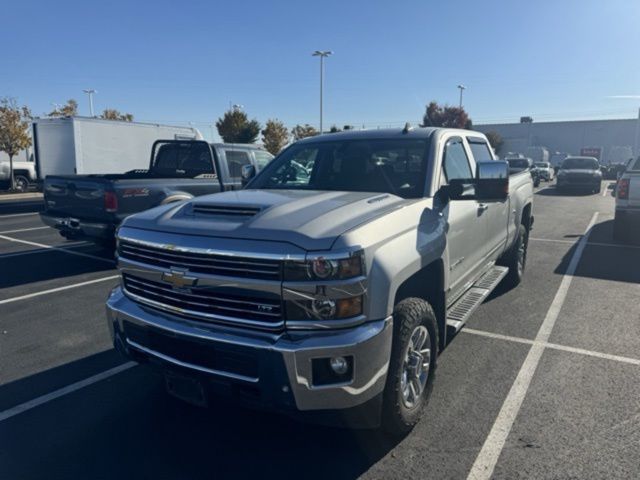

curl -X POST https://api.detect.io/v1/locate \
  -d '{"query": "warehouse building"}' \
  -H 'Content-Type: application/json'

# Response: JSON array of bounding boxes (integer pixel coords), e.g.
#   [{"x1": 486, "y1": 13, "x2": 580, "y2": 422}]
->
[{"x1": 476, "y1": 117, "x2": 640, "y2": 165}]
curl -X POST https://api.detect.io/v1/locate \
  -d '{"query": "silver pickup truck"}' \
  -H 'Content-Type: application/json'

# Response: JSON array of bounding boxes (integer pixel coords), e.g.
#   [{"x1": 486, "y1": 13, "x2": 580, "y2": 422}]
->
[{"x1": 106, "y1": 127, "x2": 534, "y2": 434}]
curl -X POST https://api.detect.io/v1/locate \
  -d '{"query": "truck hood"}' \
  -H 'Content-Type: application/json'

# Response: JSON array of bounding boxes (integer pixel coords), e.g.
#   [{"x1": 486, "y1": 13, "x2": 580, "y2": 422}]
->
[{"x1": 121, "y1": 189, "x2": 409, "y2": 251}]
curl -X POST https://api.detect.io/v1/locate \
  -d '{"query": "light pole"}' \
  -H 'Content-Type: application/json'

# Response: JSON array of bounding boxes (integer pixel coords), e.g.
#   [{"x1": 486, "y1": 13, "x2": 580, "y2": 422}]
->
[
  {"x1": 634, "y1": 107, "x2": 640, "y2": 159},
  {"x1": 312, "y1": 50, "x2": 333, "y2": 133},
  {"x1": 457, "y1": 84, "x2": 466, "y2": 109},
  {"x1": 83, "y1": 89, "x2": 97, "y2": 116}
]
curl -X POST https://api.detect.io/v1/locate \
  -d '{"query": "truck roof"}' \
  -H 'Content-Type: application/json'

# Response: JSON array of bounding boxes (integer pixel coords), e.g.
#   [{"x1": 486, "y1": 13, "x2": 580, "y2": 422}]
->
[{"x1": 295, "y1": 126, "x2": 485, "y2": 144}]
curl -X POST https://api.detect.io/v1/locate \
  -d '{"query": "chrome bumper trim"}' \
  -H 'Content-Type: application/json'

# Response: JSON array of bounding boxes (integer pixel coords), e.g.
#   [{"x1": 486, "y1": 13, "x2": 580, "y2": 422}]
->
[{"x1": 107, "y1": 287, "x2": 392, "y2": 410}]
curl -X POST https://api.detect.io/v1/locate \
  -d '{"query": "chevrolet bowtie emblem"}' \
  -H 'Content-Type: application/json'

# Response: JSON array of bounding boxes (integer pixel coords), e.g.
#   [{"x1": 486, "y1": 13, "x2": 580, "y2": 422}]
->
[{"x1": 161, "y1": 269, "x2": 197, "y2": 289}]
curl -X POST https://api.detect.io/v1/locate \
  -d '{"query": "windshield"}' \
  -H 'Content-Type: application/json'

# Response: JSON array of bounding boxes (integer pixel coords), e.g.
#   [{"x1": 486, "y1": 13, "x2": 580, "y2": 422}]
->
[
  {"x1": 535, "y1": 162, "x2": 549, "y2": 168},
  {"x1": 249, "y1": 138, "x2": 430, "y2": 198},
  {"x1": 561, "y1": 157, "x2": 599, "y2": 170}
]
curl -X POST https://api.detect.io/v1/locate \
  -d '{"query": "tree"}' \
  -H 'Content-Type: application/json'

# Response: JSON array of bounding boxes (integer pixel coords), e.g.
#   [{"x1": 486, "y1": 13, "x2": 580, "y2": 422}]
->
[
  {"x1": 329, "y1": 125, "x2": 341, "y2": 133},
  {"x1": 216, "y1": 109, "x2": 261, "y2": 143},
  {"x1": 485, "y1": 131, "x2": 504, "y2": 154},
  {"x1": 291, "y1": 124, "x2": 318, "y2": 141},
  {"x1": 0, "y1": 98, "x2": 32, "y2": 190},
  {"x1": 101, "y1": 109, "x2": 134, "y2": 121},
  {"x1": 261, "y1": 119, "x2": 289, "y2": 155},
  {"x1": 420, "y1": 101, "x2": 472, "y2": 129},
  {"x1": 48, "y1": 99, "x2": 78, "y2": 117}
]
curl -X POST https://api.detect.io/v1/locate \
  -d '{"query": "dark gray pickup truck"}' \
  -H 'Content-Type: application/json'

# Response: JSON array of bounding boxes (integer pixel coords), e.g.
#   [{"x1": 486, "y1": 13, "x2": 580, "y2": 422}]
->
[{"x1": 40, "y1": 140, "x2": 273, "y2": 246}]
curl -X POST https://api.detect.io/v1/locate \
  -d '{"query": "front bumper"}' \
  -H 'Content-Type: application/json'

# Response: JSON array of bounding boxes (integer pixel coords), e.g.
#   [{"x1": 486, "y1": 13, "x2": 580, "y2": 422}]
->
[
  {"x1": 106, "y1": 286, "x2": 392, "y2": 411},
  {"x1": 557, "y1": 177, "x2": 600, "y2": 188},
  {"x1": 40, "y1": 212, "x2": 113, "y2": 239}
]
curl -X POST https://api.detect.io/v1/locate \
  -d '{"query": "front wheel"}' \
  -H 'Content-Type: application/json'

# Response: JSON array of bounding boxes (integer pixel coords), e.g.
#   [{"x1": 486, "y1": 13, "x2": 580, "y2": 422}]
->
[
  {"x1": 382, "y1": 298, "x2": 438, "y2": 436},
  {"x1": 13, "y1": 175, "x2": 29, "y2": 192}
]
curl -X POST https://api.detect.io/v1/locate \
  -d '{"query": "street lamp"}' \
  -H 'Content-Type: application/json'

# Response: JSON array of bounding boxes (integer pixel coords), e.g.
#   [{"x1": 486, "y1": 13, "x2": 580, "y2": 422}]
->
[
  {"x1": 457, "y1": 84, "x2": 466, "y2": 109},
  {"x1": 312, "y1": 50, "x2": 333, "y2": 133},
  {"x1": 83, "y1": 89, "x2": 97, "y2": 117}
]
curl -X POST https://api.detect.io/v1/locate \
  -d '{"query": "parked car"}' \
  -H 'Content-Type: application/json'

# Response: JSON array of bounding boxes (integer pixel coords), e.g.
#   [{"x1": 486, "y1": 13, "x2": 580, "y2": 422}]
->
[
  {"x1": 613, "y1": 156, "x2": 639, "y2": 243},
  {"x1": 534, "y1": 162, "x2": 554, "y2": 181},
  {"x1": 507, "y1": 157, "x2": 540, "y2": 187},
  {"x1": 0, "y1": 158, "x2": 37, "y2": 192},
  {"x1": 556, "y1": 156, "x2": 602, "y2": 193},
  {"x1": 106, "y1": 127, "x2": 534, "y2": 435},
  {"x1": 40, "y1": 140, "x2": 273, "y2": 246}
]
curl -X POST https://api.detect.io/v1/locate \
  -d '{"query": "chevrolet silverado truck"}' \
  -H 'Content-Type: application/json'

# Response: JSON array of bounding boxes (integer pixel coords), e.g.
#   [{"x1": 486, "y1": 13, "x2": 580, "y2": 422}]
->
[
  {"x1": 613, "y1": 156, "x2": 640, "y2": 243},
  {"x1": 40, "y1": 140, "x2": 273, "y2": 246},
  {"x1": 106, "y1": 127, "x2": 534, "y2": 434}
]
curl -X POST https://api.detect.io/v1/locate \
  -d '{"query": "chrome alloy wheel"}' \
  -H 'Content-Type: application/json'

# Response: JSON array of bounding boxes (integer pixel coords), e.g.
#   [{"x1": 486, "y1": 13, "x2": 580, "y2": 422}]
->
[{"x1": 400, "y1": 325, "x2": 431, "y2": 409}]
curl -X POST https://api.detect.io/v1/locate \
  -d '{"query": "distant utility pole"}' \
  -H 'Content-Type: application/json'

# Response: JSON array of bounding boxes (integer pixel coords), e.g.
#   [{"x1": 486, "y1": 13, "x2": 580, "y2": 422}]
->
[
  {"x1": 312, "y1": 50, "x2": 333, "y2": 133},
  {"x1": 83, "y1": 89, "x2": 97, "y2": 117},
  {"x1": 634, "y1": 107, "x2": 640, "y2": 159},
  {"x1": 457, "y1": 84, "x2": 466, "y2": 109}
]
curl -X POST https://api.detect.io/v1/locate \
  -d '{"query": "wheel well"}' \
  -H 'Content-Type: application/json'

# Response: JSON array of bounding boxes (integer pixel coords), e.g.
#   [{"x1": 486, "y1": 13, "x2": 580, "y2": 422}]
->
[
  {"x1": 13, "y1": 170, "x2": 30, "y2": 179},
  {"x1": 394, "y1": 260, "x2": 446, "y2": 350}
]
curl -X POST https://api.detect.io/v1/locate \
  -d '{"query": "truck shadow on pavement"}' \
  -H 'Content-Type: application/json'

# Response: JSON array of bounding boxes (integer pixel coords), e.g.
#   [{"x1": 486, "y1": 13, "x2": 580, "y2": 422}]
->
[
  {"x1": 0, "y1": 248, "x2": 115, "y2": 289},
  {"x1": 553, "y1": 220, "x2": 640, "y2": 284},
  {"x1": 0, "y1": 198, "x2": 44, "y2": 216},
  {"x1": 0, "y1": 351, "x2": 399, "y2": 480}
]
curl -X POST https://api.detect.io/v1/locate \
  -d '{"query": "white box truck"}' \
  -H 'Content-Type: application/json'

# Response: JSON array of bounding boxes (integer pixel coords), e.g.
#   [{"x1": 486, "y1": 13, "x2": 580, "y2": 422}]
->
[{"x1": 31, "y1": 116, "x2": 203, "y2": 179}]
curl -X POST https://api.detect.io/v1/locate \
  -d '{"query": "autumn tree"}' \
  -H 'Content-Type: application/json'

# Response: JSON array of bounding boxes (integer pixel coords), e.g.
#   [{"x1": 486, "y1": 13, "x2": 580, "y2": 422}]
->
[
  {"x1": 0, "y1": 98, "x2": 32, "y2": 190},
  {"x1": 291, "y1": 124, "x2": 318, "y2": 141},
  {"x1": 485, "y1": 131, "x2": 504, "y2": 154},
  {"x1": 101, "y1": 109, "x2": 134, "y2": 121},
  {"x1": 261, "y1": 119, "x2": 289, "y2": 155},
  {"x1": 216, "y1": 109, "x2": 261, "y2": 143},
  {"x1": 420, "y1": 101, "x2": 472, "y2": 129},
  {"x1": 48, "y1": 99, "x2": 78, "y2": 117}
]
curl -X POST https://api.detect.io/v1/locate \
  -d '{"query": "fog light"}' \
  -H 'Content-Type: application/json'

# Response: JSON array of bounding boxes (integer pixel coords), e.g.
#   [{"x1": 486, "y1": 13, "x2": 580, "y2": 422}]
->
[{"x1": 329, "y1": 356, "x2": 349, "y2": 375}]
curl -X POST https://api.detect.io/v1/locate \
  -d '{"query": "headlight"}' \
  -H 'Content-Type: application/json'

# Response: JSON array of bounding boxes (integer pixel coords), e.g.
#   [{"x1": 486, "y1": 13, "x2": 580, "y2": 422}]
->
[
  {"x1": 284, "y1": 250, "x2": 365, "y2": 322},
  {"x1": 284, "y1": 250, "x2": 364, "y2": 281}
]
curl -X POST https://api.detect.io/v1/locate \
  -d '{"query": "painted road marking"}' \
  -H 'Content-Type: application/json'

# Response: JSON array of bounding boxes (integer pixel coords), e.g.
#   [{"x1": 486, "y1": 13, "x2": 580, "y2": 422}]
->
[
  {"x1": 462, "y1": 328, "x2": 640, "y2": 367},
  {"x1": 0, "y1": 362, "x2": 136, "y2": 423},
  {"x1": 0, "y1": 275, "x2": 120, "y2": 305},
  {"x1": 0, "y1": 226, "x2": 49, "y2": 235},
  {"x1": 467, "y1": 212, "x2": 598, "y2": 480},
  {"x1": 0, "y1": 234, "x2": 114, "y2": 264}
]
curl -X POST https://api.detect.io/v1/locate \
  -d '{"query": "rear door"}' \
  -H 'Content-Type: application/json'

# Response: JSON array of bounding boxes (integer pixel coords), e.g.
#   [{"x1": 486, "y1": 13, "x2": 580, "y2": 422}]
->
[{"x1": 466, "y1": 136, "x2": 509, "y2": 261}]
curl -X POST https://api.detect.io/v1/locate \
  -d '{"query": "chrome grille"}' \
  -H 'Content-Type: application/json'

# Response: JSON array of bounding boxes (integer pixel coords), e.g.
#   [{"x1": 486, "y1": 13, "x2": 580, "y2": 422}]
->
[
  {"x1": 118, "y1": 241, "x2": 282, "y2": 280},
  {"x1": 123, "y1": 274, "x2": 283, "y2": 327}
]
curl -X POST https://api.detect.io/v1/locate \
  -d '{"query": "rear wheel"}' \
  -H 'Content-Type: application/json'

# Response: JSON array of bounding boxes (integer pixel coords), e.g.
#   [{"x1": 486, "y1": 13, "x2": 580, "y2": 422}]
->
[
  {"x1": 499, "y1": 223, "x2": 528, "y2": 289},
  {"x1": 382, "y1": 298, "x2": 438, "y2": 436},
  {"x1": 13, "y1": 175, "x2": 29, "y2": 192}
]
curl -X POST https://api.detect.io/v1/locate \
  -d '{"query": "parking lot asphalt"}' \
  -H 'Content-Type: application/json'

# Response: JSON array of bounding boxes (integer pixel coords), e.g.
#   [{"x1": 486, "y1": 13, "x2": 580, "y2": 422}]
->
[{"x1": 0, "y1": 181, "x2": 638, "y2": 480}]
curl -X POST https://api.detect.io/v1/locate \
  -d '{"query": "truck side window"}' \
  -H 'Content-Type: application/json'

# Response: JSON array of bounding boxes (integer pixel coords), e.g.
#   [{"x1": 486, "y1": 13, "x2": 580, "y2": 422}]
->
[
  {"x1": 225, "y1": 150, "x2": 251, "y2": 179},
  {"x1": 443, "y1": 138, "x2": 472, "y2": 182},
  {"x1": 468, "y1": 140, "x2": 493, "y2": 163}
]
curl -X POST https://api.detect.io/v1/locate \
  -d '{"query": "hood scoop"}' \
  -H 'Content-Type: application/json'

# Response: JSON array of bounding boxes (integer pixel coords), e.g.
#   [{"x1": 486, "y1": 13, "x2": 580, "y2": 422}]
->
[{"x1": 191, "y1": 203, "x2": 262, "y2": 217}]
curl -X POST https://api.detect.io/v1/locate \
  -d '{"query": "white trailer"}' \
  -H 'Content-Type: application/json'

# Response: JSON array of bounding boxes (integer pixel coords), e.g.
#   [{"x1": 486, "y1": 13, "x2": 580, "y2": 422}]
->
[{"x1": 32, "y1": 116, "x2": 202, "y2": 178}]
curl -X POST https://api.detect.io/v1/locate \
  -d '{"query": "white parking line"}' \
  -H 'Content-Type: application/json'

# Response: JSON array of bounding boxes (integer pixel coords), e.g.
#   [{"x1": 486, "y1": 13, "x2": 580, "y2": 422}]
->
[
  {"x1": 0, "y1": 226, "x2": 49, "y2": 235},
  {"x1": 462, "y1": 328, "x2": 640, "y2": 367},
  {"x1": 530, "y1": 237, "x2": 640, "y2": 250},
  {"x1": 467, "y1": 212, "x2": 598, "y2": 480},
  {"x1": 0, "y1": 212, "x2": 39, "y2": 219},
  {"x1": 0, "y1": 234, "x2": 114, "y2": 264},
  {"x1": 0, "y1": 275, "x2": 120, "y2": 305},
  {"x1": 0, "y1": 362, "x2": 136, "y2": 423}
]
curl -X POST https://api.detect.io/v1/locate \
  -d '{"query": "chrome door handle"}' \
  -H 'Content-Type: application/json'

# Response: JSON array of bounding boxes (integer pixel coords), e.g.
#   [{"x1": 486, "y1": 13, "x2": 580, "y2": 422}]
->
[{"x1": 478, "y1": 204, "x2": 489, "y2": 211}]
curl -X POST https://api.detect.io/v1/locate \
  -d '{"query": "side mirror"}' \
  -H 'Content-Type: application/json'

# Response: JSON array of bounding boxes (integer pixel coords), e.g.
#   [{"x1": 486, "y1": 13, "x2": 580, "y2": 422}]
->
[
  {"x1": 476, "y1": 161, "x2": 509, "y2": 200},
  {"x1": 241, "y1": 164, "x2": 256, "y2": 187}
]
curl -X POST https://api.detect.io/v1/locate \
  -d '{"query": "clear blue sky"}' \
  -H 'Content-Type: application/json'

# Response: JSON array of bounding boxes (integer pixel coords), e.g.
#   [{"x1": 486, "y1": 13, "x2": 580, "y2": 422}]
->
[{"x1": 2, "y1": 0, "x2": 639, "y2": 140}]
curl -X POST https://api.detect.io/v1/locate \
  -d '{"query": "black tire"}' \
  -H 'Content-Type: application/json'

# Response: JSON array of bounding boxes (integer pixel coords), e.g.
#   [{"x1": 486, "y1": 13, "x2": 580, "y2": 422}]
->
[
  {"x1": 499, "y1": 223, "x2": 529, "y2": 289},
  {"x1": 59, "y1": 230, "x2": 80, "y2": 240},
  {"x1": 13, "y1": 175, "x2": 29, "y2": 192},
  {"x1": 382, "y1": 298, "x2": 438, "y2": 436}
]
